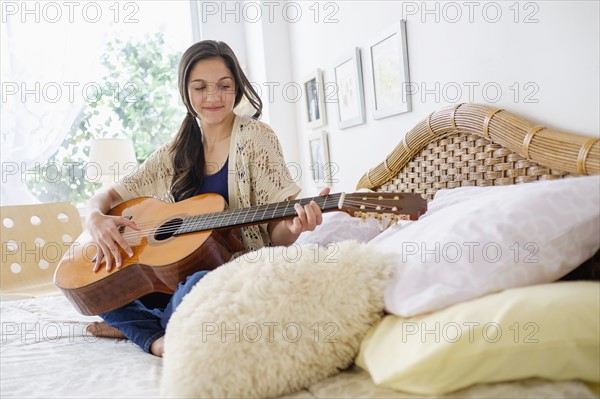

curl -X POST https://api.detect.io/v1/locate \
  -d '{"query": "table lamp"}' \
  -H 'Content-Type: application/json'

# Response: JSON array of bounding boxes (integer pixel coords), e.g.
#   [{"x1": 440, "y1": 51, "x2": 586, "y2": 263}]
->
[{"x1": 88, "y1": 138, "x2": 137, "y2": 187}]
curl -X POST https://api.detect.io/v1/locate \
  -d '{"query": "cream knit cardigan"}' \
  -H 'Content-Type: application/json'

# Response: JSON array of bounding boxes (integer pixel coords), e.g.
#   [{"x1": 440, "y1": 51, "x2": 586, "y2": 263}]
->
[{"x1": 112, "y1": 115, "x2": 301, "y2": 252}]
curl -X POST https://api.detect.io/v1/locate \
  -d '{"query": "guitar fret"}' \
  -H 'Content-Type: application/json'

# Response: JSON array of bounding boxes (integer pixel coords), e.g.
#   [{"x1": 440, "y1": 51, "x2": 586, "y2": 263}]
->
[
  {"x1": 238, "y1": 207, "x2": 247, "y2": 225},
  {"x1": 230, "y1": 208, "x2": 239, "y2": 229},
  {"x1": 196, "y1": 215, "x2": 206, "y2": 231},
  {"x1": 198, "y1": 215, "x2": 207, "y2": 230},
  {"x1": 212, "y1": 212, "x2": 222, "y2": 230},
  {"x1": 204, "y1": 214, "x2": 213, "y2": 230},
  {"x1": 240, "y1": 207, "x2": 248, "y2": 224},
  {"x1": 251, "y1": 203, "x2": 261, "y2": 224},
  {"x1": 198, "y1": 215, "x2": 207, "y2": 231},
  {"x1": 245, "y1": 206, "x2": 253, "y2": 223},
  {"x1": 244, "y1": 206, "x2": 254, "y2": 225},
  {"x1": 220, "y1": 208, "x2": 231, "y2": 229},
  {"x1": 205, "y1": 213, "x2": 214, "y2": 230}
]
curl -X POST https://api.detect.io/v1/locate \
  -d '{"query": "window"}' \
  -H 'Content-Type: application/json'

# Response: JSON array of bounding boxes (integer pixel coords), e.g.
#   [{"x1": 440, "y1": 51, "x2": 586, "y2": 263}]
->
[{"x1": 1, "y1": 0, "x2": 197, "y2": 206}]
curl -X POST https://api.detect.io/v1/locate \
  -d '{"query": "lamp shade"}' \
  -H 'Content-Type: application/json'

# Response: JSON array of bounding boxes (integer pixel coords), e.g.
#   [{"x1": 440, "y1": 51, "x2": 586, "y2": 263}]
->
[{"x1": 88, "y1": 138, "x2": 137, "y2": 185}]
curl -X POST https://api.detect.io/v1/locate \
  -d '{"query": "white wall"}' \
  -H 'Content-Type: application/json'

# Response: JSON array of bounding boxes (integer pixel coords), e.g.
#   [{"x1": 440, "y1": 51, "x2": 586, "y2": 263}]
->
[
  {"x1": 197, "y1": 1, "x2": 599, "y2": 197},
  {"x1": 287, "y1": 0, "x2": 599, "y2": 195}
]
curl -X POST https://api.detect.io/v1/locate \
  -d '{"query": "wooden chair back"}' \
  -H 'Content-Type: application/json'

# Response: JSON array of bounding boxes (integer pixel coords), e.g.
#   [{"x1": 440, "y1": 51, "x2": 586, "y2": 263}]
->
[{"x1": 1, "y1": 202, "x2": 82, "y2": 299}]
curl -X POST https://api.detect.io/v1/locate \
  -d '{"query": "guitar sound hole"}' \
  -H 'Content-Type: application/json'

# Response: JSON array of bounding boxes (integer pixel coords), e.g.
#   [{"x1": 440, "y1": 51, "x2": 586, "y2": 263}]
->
[{"x1": 155, "y1": 218, "x2": 183, "y2": 241}]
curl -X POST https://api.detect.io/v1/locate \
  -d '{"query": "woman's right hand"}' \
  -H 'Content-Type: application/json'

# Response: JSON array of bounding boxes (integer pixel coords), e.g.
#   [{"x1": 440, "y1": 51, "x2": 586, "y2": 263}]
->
[{"x1": 87, "y1": 210, "x2": 139, "y2": 273}]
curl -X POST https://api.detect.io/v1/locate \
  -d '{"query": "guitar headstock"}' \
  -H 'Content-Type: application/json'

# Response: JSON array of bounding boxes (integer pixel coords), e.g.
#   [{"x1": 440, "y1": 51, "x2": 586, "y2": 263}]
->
[{"x1": 339, "y1": 192, "x2": 427, "y2": 222}]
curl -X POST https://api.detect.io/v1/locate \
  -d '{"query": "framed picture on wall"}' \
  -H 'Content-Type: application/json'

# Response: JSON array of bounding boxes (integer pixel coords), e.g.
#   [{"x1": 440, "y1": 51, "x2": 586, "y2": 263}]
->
[
  {"x1": 333, "y1": 47, "x2": 366, "y2": 129},
  {"x1": 307, "y1": 131, "x2": 331, "y2": 187},
  {"x1": 303, "y1": 69, "x2": 327, "y2": 128},
  {"x1": 368, "y1": 20, "x2": 411, "y2": 119}
]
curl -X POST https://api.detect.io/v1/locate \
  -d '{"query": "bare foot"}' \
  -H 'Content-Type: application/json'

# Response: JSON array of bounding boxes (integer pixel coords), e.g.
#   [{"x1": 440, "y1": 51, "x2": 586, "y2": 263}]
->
[
  {"x1": 150, "y1": 336, "x2": 165, "y2": 357},
  {"x1": 86, "y1": 321, "x2": 126, "y2": 339}
]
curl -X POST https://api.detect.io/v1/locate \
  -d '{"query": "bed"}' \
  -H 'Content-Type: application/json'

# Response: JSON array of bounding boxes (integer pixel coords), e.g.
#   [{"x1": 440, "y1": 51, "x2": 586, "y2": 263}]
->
[{"x1": 1, "y1": 103, "x2": 599, "y2": 398}]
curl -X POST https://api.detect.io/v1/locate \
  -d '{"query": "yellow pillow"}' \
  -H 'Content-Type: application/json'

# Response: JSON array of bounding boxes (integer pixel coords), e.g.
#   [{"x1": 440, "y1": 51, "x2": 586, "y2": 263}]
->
[{"x1": 357, "y1": 281, "x2": 600, "y2": 395}]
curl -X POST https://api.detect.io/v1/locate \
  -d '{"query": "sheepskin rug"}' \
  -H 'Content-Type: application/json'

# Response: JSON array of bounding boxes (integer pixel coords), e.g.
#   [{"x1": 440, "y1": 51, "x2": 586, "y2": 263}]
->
[{"x1": 160, "y1": 240, "x2": 394, "y2": 398}]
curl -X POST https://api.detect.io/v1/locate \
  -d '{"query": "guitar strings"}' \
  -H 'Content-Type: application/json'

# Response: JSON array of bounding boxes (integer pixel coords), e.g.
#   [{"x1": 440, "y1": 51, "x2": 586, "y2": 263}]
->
[
  {"x1": 118, "y1": 199, "x2": 403, "y2": 239},
  {"x1": 104, "y1": 193, "x2": 403, "y2": 235},
  {"x1": 111, "y1": 195, "x2": 336, "y2": 238},
  {"x1": 117, "y1": 198, "x2": 333, "y2": 239},
  {"x1": 116, "y1": 198, "x2": 403, "y2": 238},
  {"x1": 113, "y1": 198, "x2": 411, "y2": 242},
  {"x1": 115, "y1": 196, "x2": 334, "y2": 231}
]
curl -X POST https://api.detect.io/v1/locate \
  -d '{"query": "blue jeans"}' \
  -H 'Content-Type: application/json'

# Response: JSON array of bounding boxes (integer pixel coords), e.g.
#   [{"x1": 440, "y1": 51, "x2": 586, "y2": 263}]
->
[{"x1": 100, "y1": 270, "x2": 209, "y2": 353}]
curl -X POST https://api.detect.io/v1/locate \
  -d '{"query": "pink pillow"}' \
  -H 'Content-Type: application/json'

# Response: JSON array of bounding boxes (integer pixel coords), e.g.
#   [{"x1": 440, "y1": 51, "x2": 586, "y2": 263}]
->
[{"x1": 295, "y1": 211, "x2": 387, "y2": 246}]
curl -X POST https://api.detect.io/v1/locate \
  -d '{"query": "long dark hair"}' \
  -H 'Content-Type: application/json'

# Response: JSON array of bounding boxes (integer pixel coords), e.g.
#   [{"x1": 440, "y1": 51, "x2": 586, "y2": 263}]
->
[{"x1": 170, "y1": 40, "x2": 263, "y2": 202}]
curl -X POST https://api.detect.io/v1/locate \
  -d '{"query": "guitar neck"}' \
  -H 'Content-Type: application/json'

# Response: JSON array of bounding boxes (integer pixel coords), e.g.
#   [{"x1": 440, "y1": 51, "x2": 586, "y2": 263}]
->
[{"x1": 175, "y1": 193, "x2": 344, "y2": 235}]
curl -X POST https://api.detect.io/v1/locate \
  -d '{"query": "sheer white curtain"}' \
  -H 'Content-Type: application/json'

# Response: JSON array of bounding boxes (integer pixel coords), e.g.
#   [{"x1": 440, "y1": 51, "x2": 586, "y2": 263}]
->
[
  {"x1": 1, "y1": 8, "x2": 108, "y2": 205},
  {"x1": 1, "y1": 1, "x2": 195, "y2": 206}
]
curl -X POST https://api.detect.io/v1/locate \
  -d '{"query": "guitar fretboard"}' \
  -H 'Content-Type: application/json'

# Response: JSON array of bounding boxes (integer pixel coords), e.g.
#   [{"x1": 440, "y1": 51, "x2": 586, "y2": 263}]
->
[{"x1": 174, "y1": 193, "x2": 343, "y2": 235}]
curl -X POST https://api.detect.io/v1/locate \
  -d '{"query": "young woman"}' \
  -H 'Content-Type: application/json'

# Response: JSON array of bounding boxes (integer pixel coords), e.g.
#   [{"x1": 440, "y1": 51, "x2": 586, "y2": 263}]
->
[{"x1": 85, "y1": 40, "x2": 328, "y2": 357}]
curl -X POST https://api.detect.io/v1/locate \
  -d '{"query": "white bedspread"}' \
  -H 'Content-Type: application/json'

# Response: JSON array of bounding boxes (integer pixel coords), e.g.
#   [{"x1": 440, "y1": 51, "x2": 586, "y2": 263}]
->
[
  {"x1": 1, "y1": 295, "x2": 161, "y2": 398},
  {"x1": 1, "y1": 295, "x2": 596, "y2": 399}
]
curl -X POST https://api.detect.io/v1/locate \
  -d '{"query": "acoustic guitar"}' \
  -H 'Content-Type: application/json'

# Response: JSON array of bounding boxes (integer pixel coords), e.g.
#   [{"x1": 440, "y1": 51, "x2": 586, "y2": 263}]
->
[{"x1": 54, "y1": 192, "x2": 427, "y2": 315}]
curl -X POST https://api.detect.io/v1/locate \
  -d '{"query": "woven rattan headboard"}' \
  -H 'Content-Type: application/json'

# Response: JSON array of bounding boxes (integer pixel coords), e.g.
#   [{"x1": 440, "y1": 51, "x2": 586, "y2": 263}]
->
[
  {"x1": 356, "y1": 103, "x2": 600, "y2": 201},
  {"x1": 356, "y1": 103, "x2": 600, "y2": 280}
]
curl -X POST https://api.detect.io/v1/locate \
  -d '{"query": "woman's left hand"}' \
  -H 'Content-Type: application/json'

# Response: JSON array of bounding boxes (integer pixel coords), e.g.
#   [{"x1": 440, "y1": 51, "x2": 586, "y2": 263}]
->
[
  {"x1": 285, "y1": 187, "x2": 331, "y2": 235},
  {"x1": 268, "y1": 187, "x2": 330, "y2": 246}
]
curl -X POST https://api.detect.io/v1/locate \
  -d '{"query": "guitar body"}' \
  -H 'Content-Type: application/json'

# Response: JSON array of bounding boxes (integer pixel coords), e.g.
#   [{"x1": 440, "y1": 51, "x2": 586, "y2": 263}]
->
[{"x1": 54, "y1": 194, "x2": 244, "y2": 316}]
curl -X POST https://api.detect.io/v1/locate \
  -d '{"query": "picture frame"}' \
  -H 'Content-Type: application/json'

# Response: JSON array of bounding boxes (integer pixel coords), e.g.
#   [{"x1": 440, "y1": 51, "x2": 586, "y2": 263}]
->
[
  {"x1": 333, "y1": 47, "x2": 366, "y2": 129},
  {"x1": 303, "y1": 69, "x2": 327, "y2": 128},
  {"x1": 368, "y1": 20, "x2": 411, "y2": 120},
  {"x1": 307, "y1": 131, "x2": 331, "y2": 187}
]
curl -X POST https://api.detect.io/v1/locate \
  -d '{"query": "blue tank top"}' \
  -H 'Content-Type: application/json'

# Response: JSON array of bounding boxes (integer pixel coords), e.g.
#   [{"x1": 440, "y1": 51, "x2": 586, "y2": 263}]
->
[{"x1": 196, "y1": 158, "x2": 229, "y2": 203}]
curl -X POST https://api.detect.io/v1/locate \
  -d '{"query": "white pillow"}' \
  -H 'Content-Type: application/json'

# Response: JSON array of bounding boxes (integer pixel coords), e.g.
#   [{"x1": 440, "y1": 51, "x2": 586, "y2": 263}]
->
[
  {"x1": 295, "y1": 211, "x2": 387, "y2": 245},
  {"x1": 161, "y1": 241, "x2": 394, "y2": 398},
  {"x1": 369, "y1": 175, "x2": 600, "y2": 317}
]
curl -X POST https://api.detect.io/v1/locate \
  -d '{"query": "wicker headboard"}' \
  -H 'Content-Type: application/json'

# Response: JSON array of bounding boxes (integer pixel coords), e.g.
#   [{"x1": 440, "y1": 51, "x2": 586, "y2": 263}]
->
[
  {"x1": 356, "y1": 103, "x2": 600, "y2": 201},
  {"x1": 356, "y1": 103, "x2": 600, "y2": 280}
]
